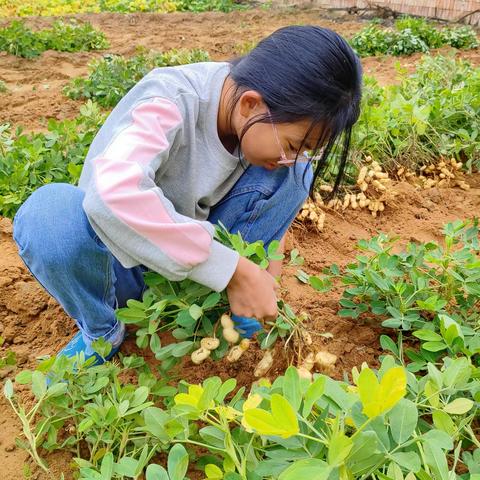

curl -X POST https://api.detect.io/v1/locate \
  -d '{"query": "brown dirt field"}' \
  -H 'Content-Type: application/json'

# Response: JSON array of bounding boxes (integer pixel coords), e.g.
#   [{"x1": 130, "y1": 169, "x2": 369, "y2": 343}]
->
[
  {"x1": 1, "y1": 6, "x2": 480, "y2": 480},
  {"x1": 0, "y1": 7, "x2": 479, "y2": 131}
]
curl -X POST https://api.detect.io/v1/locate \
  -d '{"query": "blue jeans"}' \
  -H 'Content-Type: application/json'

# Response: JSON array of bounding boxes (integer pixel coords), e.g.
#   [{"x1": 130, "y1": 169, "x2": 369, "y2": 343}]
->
[{"x1": 13, "y1": 164, "x2": 312, "y2": 351}]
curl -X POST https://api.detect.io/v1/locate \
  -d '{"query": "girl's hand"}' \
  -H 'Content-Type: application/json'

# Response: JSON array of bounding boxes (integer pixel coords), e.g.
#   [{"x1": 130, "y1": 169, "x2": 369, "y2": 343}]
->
[{"x1": 226, "y1": 256, "x2": 278, "y2": 322}]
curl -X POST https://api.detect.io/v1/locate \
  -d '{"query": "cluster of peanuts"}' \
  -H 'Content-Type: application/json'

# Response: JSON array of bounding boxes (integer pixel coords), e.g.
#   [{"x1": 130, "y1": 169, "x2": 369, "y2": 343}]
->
[
  {"x1": 296, "y1": 158, "x2": 394, "y2": 226},
  {"x1": 297, "y1": 190, "x2": 327, "y2": 230},
  {"x1": 328, "y1": 158, "x2": 395, "y2": 218},
  {"x1": 397, "y1": 158, "x2": 470, "y2": 190},
  {"x1": 296, "y1": 156, "x2": 470, "y2": 228},
  {"x1": 351, "y1": 158, "x2": 395, "y2": 217}
]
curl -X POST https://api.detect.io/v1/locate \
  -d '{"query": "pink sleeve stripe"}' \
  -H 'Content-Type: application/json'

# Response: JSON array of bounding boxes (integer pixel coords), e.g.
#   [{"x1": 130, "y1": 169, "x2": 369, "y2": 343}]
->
[{"x1": 93, "y1": 97, "x2": 212, "y2": 268}]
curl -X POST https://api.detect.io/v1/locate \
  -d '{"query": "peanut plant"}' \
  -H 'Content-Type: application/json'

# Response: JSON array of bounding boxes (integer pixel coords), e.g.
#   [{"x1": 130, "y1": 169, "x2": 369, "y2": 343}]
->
[{"x1": 115, "y1": 225, "x2": 303, "y2": 373}]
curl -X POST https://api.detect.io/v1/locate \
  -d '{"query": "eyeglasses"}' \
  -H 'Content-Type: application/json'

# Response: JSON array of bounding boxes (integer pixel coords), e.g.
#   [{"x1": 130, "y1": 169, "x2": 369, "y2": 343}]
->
[{"x1": 268, "y1": 108, "x2": 310, "y2": 165}]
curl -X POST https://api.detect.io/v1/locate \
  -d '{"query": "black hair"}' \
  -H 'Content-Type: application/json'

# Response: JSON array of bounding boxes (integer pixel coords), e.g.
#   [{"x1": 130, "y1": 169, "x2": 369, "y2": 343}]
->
[{"x1": 227, "y1": 25, "x2": 363, "y2": 196}]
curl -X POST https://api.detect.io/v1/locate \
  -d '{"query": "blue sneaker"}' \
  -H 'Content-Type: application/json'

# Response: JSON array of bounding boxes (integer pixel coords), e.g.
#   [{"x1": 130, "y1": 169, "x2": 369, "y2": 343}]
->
[
  {"x1": 231, "y1": 314, "x2": 263, "y2": 339},
  {"x1": 58, "y1": 328, "x2": 124, "y2": 366}
]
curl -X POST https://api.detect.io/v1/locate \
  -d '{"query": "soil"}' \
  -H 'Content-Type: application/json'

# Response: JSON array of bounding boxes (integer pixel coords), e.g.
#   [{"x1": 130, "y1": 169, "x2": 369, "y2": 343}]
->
[
  {"x1": 1, "y1": 8, "x2": 479, "y2": 131},
  {"x1": 0, "y1": 5, "x2": 479, "y2": 480}
]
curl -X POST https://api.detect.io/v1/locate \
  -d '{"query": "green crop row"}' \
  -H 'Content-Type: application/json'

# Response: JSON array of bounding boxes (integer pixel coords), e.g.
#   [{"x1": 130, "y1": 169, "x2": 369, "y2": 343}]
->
[
  {"x1": 0, "y1": 20, "x2": 109, "y2": 58},
  {"x1": 0, "y1": 0, "x2": 246, "y2": 17},
  {"x1": 1, "y1": 55, "x2": 479, "y2": 219},
  {"x1": 0, "y1": 101, "x2": 106, "y2": 218},
  {"x1": 64, "y1": 48, "x2": 211, "y2": 107},
  {"x1": 3, "y1": 220, "x2": 479, "y2": 479},
  {"x1": 350, "y1": 17, "x2": 479, "y2": 57},
  {"x1": 304, "y1": 219, "x2": 480, "y2": 370},
  {"x1": 351, "y1": 55, "x2": 480, "y2": 173}
]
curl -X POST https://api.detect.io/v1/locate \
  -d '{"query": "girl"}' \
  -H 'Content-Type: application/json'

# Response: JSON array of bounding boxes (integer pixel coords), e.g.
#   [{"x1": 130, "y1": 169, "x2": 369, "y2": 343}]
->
[{"x1": 13, "y1": 25, "x2": 362, "y2": 364}]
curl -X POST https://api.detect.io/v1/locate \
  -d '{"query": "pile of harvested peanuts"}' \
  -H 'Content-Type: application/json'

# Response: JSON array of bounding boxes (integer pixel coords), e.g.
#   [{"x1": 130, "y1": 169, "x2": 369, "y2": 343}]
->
[{"x1": 296, "y1": 156, "x2": 470, "y2": 228}]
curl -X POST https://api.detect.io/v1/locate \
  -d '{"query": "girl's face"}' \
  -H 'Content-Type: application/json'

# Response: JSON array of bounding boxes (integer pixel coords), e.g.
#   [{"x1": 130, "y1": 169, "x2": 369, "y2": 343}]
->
[{"x1": 233, "y1": 90, "x2": 322, "y2": 170}]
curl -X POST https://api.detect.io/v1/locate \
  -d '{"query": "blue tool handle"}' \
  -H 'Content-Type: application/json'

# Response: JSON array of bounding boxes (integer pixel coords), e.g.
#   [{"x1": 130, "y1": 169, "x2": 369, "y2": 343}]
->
[{"x1": 231, "y1": 314, "x2": 263, "y2": 338}]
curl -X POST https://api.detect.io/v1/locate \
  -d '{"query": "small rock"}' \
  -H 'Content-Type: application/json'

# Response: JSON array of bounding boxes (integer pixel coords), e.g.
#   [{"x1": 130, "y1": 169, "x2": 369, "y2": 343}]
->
[
  {"x1": 422, "y1": 199, "x2": 436, "y2": 211},
  {"x1": 0, "y1": 218, "x2": 13, "y2": 235},
  {"x1": 13, "y1": 335, "x2": 25, "y2": 345},
  {"x1": 4, "y1": 443, "x2": 16, "y2": 452},
  {"x1": 0, "y1": 365, "x2": 15, "y2": 379},
  {"x1": 2, "y1": 325, "x2": 15, "y2": 343},
  {"x1": 0, "y1": 276, "x2": 12, "y2": 288},
  {"x1": 15, "y1": 351, "x2": 29, "y2": 365}
]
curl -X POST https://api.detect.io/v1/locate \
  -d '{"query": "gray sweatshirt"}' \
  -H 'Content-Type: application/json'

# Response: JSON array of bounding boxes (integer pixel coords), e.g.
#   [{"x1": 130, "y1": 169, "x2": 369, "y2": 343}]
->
[{"x1": 79, "y1": 62, "x2": 244, "y2": 292}]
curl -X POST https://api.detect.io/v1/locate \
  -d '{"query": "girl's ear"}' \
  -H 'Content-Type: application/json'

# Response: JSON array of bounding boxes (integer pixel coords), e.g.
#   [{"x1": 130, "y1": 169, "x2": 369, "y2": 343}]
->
[{"x1": 237, "y1": 90, "x2": 265, "y2": 120}]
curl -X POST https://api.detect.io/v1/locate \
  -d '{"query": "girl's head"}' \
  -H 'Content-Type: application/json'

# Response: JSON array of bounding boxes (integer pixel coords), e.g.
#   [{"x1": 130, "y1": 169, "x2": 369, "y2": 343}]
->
[{"x1": 226, "y1": 25, "x2": 362, "y2": 194}]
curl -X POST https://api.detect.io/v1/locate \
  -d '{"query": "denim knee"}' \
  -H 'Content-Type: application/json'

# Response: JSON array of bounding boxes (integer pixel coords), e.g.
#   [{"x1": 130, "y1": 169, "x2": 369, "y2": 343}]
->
[{"x1": 13, "y1": 183, "x2": 92, "y2": 268}]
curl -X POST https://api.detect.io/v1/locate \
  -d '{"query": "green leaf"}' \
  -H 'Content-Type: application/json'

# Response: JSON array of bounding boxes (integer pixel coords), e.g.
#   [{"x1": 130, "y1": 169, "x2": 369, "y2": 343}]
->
[
  {"x1": 302, "y1": 375, "x2": 326, "y2": 417},
  {"x1": 189, "y1": 304, "x2": 203, "y2": 320},
  {"x1": 439, "y1": 314, "x2": 464, "y2": 343},
  {"x1": 172, "y1": 341, "x2": 194, "y2": 358},
  {"x1": 421, "y1": 429, "x2": 453, "y2": 451},
  {"x1": 443, "y1": 398, "x2": 473, "y2": 415},
  {"x1": 176, "y1": 310, "x2": 196, "y2": 328},
  {"x1": 115, "y1": 457, "x2": 139, "y2": 478},
  {"x1": 205, "y1": 464, "x2": 223, "y2": 479},
  {"x1": 283, "y1": 367, "x2": 301, "y2": 411},
  {"x1": 146, "y1": 464, "x2": 169, "y2": 480},
  {"x1": 244, "y1": 394, "x2": 299, "y2": 439},
  {"x1": 31, "y1": 371, "x2": 47, "y2": 399},
  {"x1": 143, "y1": 407, "x2": 170, "y2": 442},
  {"x1": 198, "y1": 377, "x2": 221, "y2": 411},
  {"x1": 388, "y1": 398, "x2": 418, "y2": 444},
  {"x1": 338, "y1": 309, "x2": 358, "y2": 318},
  {"x1": 100, "y1": 452, "x2": 114, "y2": 480},
  {"x1": 413, "y1": 329, "x2": 443, "y2": 342},
  {"x1": 149, "y1": 333, "x2": 161, "y2": 354},
  {"x1": 391, "y1": 452, "x2": 421, "y2": 472},
  {"x1": 224, "y1": 473, "x2": 242, "y2": 480},
  {"x1": 78, "y1": 418, "x2": 94, "y2": 433},
  {"x1": 347, "y1": 431, "x2": 381, "y2": 475},
  {"x1": 46, "y1": 382, "x2": 68, "y2": 398},
  {"x1": 328, "y1": 431, "x2": 353, "y2": 467},
  {"x1": 278, "y1": 459, "x2": 331, "y2": 479},
  {"x1": 309, "y1": 276, "x2": 331, "y2": 292},
  {"x1": 91, "y1": 338, "x2": 112, "y2": 359},
  {"x1": 422, "y1": 341, "x2": 447, "y2": 352},
  {"x1": 199, "y1": 426, "x2": 226, "y2": 449},
  {"x1": 168, "y1": 443, "x2": 189, "y2": 480},
  {"x1": 116, "y1": 307, "x2": 147, "y2": 324},
  {"x1": 202, "y1": 293, "x2": 221, "y2": 309},
  {"x1": 15, "y1": 370, "x2": 32, "y2": 384},
  {"x1": 131, "y1": 386, "x2": 150, "y2": 408},
  {"x1": 216, "y1": 378, "x2": 236, "y2": 403},
  {"x1": 3, "y1": 378, "x2": 13, "y2": 399},
  {"x1": 432, "y1": 411, "x2": 456, "y2": 437},
  {"x1": 423, "y1": 442, "x2": 449, "y2": 480},
  {"x1": 443, "y1": 357, "x2": 471, "y2": 389},
  {"x1": 380, "y1": 335, "x2": 399, "y2": 355}
]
